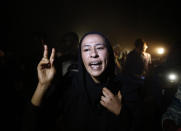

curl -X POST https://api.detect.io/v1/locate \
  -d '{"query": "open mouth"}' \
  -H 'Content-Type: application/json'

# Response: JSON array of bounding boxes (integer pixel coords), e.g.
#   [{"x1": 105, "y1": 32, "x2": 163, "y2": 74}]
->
[{"x1": 89, "y1": 61, "x2": 102, "y2": 70}]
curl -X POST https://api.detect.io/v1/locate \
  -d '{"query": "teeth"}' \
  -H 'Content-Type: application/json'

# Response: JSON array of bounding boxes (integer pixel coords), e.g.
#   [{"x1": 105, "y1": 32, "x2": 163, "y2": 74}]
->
[
  {"x1": 90, "y1": 65, "x2": 100, "y2": 70},
  {"x1": 91, "y1": 62, "x2": 99, "y2": 65},
  {"x1": 90, "y1": 61, "x2": 101, "y2": 65},
  {"x1": 89, "y1": 61, "x2": 102, "y2": 70}
]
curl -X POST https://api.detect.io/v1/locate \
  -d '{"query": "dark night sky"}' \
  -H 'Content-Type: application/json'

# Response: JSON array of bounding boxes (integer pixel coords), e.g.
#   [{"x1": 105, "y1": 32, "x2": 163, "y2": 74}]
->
[{"x1": 7, "y1": 0, "x2": 181, "y2": 57}]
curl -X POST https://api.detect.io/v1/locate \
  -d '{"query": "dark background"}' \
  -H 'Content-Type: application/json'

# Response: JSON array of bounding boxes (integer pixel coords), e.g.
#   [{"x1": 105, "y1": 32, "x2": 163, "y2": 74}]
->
[{"x1": 7, "y1": 0, "x2": 181, "y2": 57}]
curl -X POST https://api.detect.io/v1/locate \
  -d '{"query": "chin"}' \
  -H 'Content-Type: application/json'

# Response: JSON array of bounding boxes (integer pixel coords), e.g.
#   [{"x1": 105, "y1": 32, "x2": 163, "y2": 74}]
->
[{"x1": 90, "y1": 71, "x2": 104, "y2": 78}]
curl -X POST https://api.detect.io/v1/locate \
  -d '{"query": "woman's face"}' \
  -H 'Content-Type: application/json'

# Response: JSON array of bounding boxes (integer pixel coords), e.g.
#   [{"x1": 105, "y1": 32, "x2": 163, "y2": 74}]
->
[{"x1": 81, "y1": 34, "x2": 109, "y2": 81}]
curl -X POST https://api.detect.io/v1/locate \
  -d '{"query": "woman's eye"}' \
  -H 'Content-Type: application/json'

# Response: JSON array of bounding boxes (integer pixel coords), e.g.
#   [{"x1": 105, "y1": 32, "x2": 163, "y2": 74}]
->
[
  {"x1": 83, "y1": 49, "x2": 90, "y2": 52},
  {"x1": 97, "y1": 47, "x2": 104, "y2": 50}
]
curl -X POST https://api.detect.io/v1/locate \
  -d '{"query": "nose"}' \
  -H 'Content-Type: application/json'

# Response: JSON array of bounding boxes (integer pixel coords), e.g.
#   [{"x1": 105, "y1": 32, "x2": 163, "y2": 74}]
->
[{"x1": 90, "y1": 48, "x2": 98, "y2": 58}]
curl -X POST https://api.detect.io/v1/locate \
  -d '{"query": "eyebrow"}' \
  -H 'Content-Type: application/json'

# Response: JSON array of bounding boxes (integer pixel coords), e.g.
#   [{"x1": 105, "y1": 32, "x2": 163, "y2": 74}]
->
[{"x1": 82, "y1": 43, "x2": 105, "y2": 47}]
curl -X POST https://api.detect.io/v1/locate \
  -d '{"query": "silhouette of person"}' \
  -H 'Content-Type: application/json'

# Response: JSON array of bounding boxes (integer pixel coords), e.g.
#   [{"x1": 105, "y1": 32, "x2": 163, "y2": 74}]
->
[
  {"x1": 124, "y1": 38, "x2": 151, "y2": 78},
  {"x1": 119, "y1": 38, "x2": 152, "y2": 131},
  {"x1": 55, "y1": 32, "x2": 79, "y2": 78}
]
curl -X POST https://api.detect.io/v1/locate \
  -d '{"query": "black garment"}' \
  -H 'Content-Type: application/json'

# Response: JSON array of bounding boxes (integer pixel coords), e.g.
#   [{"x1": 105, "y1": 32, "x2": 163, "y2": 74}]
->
[
  {"x1": 118, "y1": 73, "x2": 145, "y2": 131},
  {"x1": 54, "y1": 45, "x2": 78, "y2": 77},
  {"x1": 22, "y1": 71, "x2": 129, "y2": 131}
]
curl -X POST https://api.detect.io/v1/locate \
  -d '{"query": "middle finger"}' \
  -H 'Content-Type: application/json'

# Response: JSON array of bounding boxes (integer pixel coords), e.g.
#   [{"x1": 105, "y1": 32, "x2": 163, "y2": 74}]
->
[{"x1": 43, "y1": 45, "x2": 49, "y2": 59}]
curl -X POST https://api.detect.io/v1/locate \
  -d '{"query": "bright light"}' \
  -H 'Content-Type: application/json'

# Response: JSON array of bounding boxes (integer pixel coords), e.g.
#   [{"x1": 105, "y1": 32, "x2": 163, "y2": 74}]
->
[
  {"x1": 157, "y1": 48, "x2": 165, "y2": 55},
  {"x1": 167, "y1": 73, "x2": 178, "y2": 83}
]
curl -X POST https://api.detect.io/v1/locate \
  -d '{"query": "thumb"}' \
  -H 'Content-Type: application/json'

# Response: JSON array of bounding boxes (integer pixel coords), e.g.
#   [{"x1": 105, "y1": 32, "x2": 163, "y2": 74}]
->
[{"x1": 117, "y1": 90, "x2": 122, "y2": 101}]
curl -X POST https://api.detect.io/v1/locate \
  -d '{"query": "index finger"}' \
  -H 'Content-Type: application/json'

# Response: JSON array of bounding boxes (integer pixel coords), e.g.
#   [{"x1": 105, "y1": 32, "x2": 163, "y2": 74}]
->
[
  {"x1": 102, "y1": 88, "x2": 114, "y2": 97},
  {"x1": 50, "y1": 48, "x2": 55, "y2": 63},
  {"x1": 43, "y1": 45, "x2": 48, "y2": 59}
]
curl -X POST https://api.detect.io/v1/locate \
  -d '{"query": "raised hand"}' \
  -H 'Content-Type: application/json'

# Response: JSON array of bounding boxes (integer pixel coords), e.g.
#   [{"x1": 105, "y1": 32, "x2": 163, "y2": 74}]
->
[
  {"x1": 31, "y1": 45, "x2": 56, "y2": 106},
  {"x1": 100, "y1": 87, "x2": 122, "y2": 116},
  {"x1": 37, "y1": 45, "x2": 56, "y2": 87}
]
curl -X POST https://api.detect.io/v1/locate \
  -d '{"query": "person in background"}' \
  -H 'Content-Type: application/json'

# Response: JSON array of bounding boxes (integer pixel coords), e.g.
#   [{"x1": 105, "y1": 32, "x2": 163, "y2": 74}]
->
[
  {"x1": 55, "y1": 32, "x2": 79, "y2": 77},
  {"x1": 162, "y1": 83, "x2": 181, "y2": 131},
  {"x1": 119, "y1": 38, "x2": 152, "y2": 131},
  {"x1": 124, "y1": 38, "x2": 151, "y2": 78},
  {"x1": 113, "y1": 44, "x2": 127, "y2": 75},
  {"x1": 113, "y1": 44, "x2": 122, "y2": 74}
]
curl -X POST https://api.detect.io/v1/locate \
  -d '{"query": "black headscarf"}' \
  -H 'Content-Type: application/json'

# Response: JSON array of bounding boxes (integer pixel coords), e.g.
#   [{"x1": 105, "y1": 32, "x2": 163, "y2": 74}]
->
[{"x1": 76, "y1": 32, "x2": 118, "y2": 112}]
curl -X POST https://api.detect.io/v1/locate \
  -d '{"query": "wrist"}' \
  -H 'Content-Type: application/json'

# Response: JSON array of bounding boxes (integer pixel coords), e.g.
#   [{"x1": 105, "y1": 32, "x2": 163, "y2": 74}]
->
[
  {"x1": 37, "y1": 82, "x2": 50, "y2": 90},
  {"x1": 114, "y1": 105, "x2": 122, "y2": 116},
  {"x1": 31, "y1": 83, "x2": 50, "y2": 106}
]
